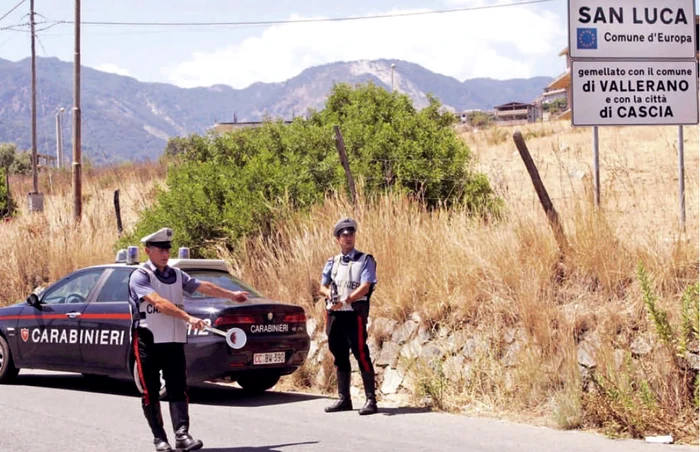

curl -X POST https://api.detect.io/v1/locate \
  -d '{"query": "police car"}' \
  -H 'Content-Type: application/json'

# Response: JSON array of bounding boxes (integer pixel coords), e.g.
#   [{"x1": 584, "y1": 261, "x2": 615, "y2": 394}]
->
[{"x1": 0, "y1": 247, "x2": 310, "y2": 397}]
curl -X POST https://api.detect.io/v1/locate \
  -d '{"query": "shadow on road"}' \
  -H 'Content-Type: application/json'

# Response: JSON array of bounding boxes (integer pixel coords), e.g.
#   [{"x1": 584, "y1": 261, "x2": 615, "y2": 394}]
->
[
  {"x1": 200, "y1": 442, "x2": 319, "y2": 452},
  {"x1": 378, "y1": 406, "x2": 432, "y2": 416},
  {"x1": 12, "y1": 372, "x2": 324, "y2": 407}
]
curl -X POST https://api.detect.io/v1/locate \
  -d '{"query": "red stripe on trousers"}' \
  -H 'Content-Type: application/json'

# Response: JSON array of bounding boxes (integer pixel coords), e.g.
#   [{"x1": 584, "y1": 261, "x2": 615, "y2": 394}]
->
[
  {"x1": 132, "y1": 329, "x2": 150, "y2": 405},
  {"x1": 357, "y1": 316, "x2": 370, "y2": 372}
]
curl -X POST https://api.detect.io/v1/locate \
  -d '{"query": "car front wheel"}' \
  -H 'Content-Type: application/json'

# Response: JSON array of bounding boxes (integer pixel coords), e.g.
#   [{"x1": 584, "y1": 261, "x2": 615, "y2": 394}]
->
[
  {"x1": 0, "y1": 335, "x2": 19, "y2": 384},
  {"x1": 132, "y1": 363, "x2": 167, "y2": 400},
  {"x1": 237, "y1": 373, "x2": 281, "y2": 393}
]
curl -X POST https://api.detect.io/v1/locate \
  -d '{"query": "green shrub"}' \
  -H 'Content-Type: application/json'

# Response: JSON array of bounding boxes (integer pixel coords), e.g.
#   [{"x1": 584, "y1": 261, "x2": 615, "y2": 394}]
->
[{"x1": 121, "y1": 83, "x2": 501, "y2": 256}]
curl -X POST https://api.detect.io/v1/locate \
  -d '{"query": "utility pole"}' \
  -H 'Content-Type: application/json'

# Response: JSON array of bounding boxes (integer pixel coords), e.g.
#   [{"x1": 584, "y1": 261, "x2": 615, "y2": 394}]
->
[
  {"x1": 28, "y1": 0, "x2": 43, "y2": 212},
  {"x1": 72, "y1": 0, "x2": 82, "y2": 221}
]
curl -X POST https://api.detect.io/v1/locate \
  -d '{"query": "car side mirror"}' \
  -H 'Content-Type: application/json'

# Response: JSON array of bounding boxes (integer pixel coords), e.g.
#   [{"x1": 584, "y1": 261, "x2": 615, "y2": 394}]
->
[{"x1": 26, "y1": 293, "x2": 40, "y2": 307}]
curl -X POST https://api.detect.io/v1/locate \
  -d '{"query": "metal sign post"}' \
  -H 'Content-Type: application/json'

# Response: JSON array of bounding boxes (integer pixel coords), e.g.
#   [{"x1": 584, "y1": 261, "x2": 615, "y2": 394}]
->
[
  {"x1": 678, "y1": 126, "x2": 685, "y2": 231},
  {"x1": 593, "y1": 126, "x2": 600, "y2": 207}
]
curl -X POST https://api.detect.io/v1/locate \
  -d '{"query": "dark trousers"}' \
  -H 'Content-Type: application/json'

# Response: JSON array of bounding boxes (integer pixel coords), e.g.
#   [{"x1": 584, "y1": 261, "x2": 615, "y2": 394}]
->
[
  {"x1": 133, "y1": 327, "x2": 188, "y2": 406},
  {"x1": 326, "y1": 305, "x2": 374, "y2": 374}
]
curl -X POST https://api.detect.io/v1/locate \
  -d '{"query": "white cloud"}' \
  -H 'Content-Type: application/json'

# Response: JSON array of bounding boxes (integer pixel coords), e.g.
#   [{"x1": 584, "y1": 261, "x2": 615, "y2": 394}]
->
[
  {"x1": 164, "y1": 5, "x2": 565, "y2": 89},
  {"x1": 95, "y1": 63, "x2": 132, "y2": 77}
]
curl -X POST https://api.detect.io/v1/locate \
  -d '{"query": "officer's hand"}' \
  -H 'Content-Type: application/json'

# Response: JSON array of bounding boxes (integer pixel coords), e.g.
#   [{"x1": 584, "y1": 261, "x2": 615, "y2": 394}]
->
[
  {"x1": 230, "y1": 291, "x2": 248, "y2": 302},
  {"x1": 330, "y1": 299, "x2": 346, "y2": 311},
  {"x1": 187, "y1": 316, "x2": 206, "y2": 331}
]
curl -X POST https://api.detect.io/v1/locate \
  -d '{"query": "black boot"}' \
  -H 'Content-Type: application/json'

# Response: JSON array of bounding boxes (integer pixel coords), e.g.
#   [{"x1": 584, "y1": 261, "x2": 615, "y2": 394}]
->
[
  {"x1": 324, "y1": 371, "x2": 353, "y2": 412},
  {"x1": 169, "y1": 401, "x2": 203, "y2": 451},
  {"x1": 359, "y1": 371, "x2": 378, "y2": 415},
  {"x1": 142, "y1": 403, "x2": 172, "y2": 451}
]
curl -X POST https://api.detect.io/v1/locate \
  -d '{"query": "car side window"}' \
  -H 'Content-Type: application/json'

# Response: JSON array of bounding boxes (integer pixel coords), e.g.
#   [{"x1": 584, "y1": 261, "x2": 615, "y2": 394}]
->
[
  {"x1": 41, "y1": 269, "x2": 105, "y2": 305},
  {"x1": 96, "y1": 270, "x2": 132, "y2": 302}
]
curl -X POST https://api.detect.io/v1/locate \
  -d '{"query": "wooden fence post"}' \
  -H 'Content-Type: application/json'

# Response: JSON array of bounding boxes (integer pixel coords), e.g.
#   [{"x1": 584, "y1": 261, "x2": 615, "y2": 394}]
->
[
  {"x1": 333, "y1": 125, "x2": 357, "y2": 207},
  {"x1": 114, "y1": 189, "x2": 123, "y2": 236},
  {"x1": 512, "y1": 131, "x2": 569, "y2": 258}
]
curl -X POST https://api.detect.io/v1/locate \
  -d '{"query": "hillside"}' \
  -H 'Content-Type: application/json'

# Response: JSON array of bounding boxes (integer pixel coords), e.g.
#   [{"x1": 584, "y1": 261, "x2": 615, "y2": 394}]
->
[{"x1": 0, "y1": 57, "x2": 552, "y2": 164}]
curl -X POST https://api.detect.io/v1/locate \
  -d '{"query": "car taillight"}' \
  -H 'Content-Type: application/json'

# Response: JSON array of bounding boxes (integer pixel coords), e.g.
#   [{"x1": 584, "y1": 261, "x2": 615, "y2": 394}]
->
[
  {"x1": 214, "y1": 314, "x2": 256, "y2": 327},
  {"x1": 283, "y1": 313, "x2": 307, "y2": 323}
]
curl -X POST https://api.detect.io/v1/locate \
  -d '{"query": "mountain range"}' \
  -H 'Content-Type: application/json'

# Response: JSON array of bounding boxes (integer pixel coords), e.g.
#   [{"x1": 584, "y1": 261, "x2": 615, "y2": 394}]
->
[{"x1": 0, "y1": 57, "x2": 553, "y2": 164}]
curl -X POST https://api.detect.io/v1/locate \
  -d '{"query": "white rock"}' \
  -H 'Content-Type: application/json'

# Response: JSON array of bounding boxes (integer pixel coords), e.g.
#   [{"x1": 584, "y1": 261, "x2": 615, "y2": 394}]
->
[
  {"x1": 381, "y1": 368, "x2": 404, "y2": 395},
  {"x1": 306, "y1": 318, "x2": 317, "y2": 337},
  {"x1": 392, "y1": 320, "x2": 419, "y2": 344}
]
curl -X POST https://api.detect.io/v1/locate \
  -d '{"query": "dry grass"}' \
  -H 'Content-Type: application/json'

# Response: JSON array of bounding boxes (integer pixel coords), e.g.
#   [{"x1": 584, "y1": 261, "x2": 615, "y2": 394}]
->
[
  {"x1": 0, "y1": 162, "x2": 165, "y2": 303},
  {"x1": 1, "y1": 121, "x2": 697, "y2": 440}
]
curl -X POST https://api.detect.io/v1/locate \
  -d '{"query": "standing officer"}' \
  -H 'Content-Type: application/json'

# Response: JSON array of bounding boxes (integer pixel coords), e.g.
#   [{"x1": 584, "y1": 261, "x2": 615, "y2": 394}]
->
[
  {"x1": 319, "y1": 218, "x2": 378, "y2": 415},
  {"x1": 128, "y1": 227, "x2": 248, "y2": 451}
]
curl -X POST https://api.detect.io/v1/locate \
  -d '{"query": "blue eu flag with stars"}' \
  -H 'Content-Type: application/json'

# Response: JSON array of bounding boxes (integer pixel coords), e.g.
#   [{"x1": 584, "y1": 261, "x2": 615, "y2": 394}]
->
[{"x1": 577, "y1": 28, "x2": 597, "y2": 50}]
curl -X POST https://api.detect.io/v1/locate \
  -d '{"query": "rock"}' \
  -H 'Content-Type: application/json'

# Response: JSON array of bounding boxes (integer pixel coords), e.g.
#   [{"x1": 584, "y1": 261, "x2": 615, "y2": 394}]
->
[
  {"x1": 446, "y1": 330, "x2": 469, "y2": 353},
  {"x1": 371, "y1": 317, "x2": 398, "y2": 338},
  {"x1": 392, "y1": 320, "x2": 419, "y2": 345},
  {"x1": 367, "y1": 336, "x2": 380, "y2": 361},
  {"x1": 381, "y1": 368, "x2": 404, "y2": 395},
  {"x1": 577, "y1": 342, "x2": 597, "y2": 368},
  {"x1": 316, "y1": 346, "x2": 327, "y2": 364},
  {"x1": 501, "y1": 342, "x2": 522, "y2": 367},
  {"x1": 308, "y1": 340, "x2": 319, "y2": 361},
  {"x1": 306, "y1": 318, "x2": 317, "y2": 338},
  {"x1": 417, "y1": 324, "x2": 433, "y2": 344},
  {"x1": 443, "y1": 355, "x2": 466, "y2": 383},
  {"x1": 630, "y1": 335, "x2": 654, "y2": 356},
  {"x1": 420, "y1": 342, "x2": 443, "y2": 360},
  {"x1": 504, "y1": 328, "x2": 527, "y2": 345},
  {"x1": 377, "y1": 341, "x2": 400, "y2": 368},
  {"x1": 462, "y1": 336, "x2": 489, "y2": 360},
  {"x1": 682, "y1": 352, "x2": 699, "y2": 371},
  {"x1": 315, "y1": 365, "x2": 328, "y2": 387},
  {"x1": 400, "y1": 337, "x2": 422, "y2": 361}
]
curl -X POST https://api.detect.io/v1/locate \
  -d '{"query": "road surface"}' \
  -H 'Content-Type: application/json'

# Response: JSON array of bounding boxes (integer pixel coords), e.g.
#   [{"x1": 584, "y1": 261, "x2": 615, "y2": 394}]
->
[{"x1": 0, "y1": 370, "x2": 695, "y2": 452}]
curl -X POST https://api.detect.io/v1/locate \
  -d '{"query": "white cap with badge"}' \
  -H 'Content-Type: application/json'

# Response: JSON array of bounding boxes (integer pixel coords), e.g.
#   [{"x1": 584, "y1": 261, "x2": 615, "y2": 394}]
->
[{"x1": 141, "y1": 227, "x2": 174, "y2": 249}]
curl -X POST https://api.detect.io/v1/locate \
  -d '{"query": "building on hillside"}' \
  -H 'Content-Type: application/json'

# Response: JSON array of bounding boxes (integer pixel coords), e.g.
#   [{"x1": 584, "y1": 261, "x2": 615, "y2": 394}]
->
[
  {"x1": 541, "y1": 47, "x2": 572, "y2": 121},
  {"x1": 493, "y1": 102, "x2": 538, "y2": 124}
]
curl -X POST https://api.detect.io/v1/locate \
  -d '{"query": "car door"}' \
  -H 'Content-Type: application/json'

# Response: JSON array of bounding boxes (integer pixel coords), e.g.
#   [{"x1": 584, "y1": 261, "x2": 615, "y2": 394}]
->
[
  {"x1": 16, "y1": 269, "x2": 105, "y2": 366},
  {"x1": 79, "y1": 268, "x2": 134, "y2": 370}
]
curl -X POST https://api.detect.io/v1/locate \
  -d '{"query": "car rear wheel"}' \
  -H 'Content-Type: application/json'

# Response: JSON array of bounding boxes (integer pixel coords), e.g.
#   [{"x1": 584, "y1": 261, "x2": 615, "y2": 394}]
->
[
  {"x1": 132, "y1": 363, "x2": 167, "y2": 400},
  {"x1": 237, "y1": 373, "x2": 281, "y2": 393},
  {"x1": 0, "y1": 335, "x2": 19, "y2": 384}
]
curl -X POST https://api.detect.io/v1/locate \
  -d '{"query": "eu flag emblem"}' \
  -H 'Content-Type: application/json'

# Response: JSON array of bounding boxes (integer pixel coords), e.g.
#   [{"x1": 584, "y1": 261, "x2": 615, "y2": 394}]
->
[{"x1": 577, "y1": 28, "x2": 597, "y2": 50}]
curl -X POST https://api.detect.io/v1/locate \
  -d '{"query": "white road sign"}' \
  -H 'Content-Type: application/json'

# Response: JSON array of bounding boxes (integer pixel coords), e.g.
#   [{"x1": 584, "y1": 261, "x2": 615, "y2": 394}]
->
[
  {"x1": 571, "y1": 60, "x2": 699, "y2": 126},
  {"x1": 568, "y1": 0, "x2": 696, "y2": 59}
]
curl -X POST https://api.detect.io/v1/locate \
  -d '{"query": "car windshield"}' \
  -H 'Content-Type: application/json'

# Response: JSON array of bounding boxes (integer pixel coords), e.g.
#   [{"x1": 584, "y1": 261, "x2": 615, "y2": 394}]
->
[{"x1": 186, "y1": 270, "x2": 262, "y2": 299}]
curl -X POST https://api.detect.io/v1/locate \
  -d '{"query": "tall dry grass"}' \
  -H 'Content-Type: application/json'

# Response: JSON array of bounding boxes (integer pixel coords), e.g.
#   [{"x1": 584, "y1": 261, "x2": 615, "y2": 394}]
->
[{"x1": 0, "y1": 162, "x2": 165, "y2": 303}]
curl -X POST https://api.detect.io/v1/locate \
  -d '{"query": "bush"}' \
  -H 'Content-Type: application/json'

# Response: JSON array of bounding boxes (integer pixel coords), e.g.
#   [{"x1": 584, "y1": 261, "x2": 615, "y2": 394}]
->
[
  {"x1": 121, "y1": 82, "x2": 500, "y2": 256},
  {"x1": 0, "y1": 171, "x2": 15, "y2": 217}
]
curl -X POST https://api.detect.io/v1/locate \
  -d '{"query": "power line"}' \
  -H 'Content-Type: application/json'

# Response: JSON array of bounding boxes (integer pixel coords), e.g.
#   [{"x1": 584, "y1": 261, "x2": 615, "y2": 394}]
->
[
  {"x1": 0, "y1": 0, "x2": 27, "y2": 25},
  {"x1": 50, "y1": 0, "x2": 556, "y2": 28}
]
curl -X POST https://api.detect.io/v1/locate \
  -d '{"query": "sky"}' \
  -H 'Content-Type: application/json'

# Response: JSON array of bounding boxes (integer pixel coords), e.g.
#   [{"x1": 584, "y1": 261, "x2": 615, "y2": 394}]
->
[{"x1": 0, "y1": 0, "x2": 697, "y2": 90}]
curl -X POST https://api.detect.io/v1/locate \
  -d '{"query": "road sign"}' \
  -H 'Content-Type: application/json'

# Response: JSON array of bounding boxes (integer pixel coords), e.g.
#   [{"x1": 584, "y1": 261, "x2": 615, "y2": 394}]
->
[
  {"x1": 568, "y1": 0, "x2": 697, "y2": 59},
  {"x1": 571, "y1": 60, "x2": 699, "y2": 126}
]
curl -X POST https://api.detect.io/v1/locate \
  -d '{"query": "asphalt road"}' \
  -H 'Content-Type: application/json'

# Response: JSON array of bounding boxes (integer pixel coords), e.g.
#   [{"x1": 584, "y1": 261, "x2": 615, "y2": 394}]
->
[{"x1": 0, "y1": 370, "x2": 695, "y2": 452}]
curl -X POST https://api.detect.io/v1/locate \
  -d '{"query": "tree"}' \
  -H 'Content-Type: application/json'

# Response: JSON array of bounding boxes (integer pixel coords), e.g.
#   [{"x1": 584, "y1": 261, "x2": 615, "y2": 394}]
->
[
  {"x1": 0, "y1": 143, "x2": 20, "y2": 216},
  {"x1": 121, "y1": 83, "x2": 500, "y2": 256}
]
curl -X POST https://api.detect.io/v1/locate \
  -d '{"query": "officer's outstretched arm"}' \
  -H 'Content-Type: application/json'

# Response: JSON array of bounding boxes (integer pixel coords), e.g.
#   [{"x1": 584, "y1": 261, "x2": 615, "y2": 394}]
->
[
  {"x1": 195, "y1": 281, "x2": 248, "y2": 302},
  {"x1": 143, "y1": 292, "x2": 204, "y2": 329}
]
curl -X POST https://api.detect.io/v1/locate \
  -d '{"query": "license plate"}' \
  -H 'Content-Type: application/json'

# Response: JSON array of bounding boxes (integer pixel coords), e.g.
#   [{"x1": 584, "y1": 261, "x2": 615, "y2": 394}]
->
[{"x1": 253, "y1": 352, "x2": 286, "y2": 365}]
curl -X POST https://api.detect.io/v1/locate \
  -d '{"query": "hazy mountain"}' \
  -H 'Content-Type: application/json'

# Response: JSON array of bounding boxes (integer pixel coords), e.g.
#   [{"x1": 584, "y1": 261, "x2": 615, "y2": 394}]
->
[{"x1": 0, "y1": 57, "x2": 552, "y2": 164}]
